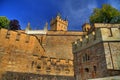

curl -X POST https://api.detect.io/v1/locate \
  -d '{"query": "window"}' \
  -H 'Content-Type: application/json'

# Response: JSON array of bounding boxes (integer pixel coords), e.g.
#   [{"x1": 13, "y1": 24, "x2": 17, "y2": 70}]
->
[
  {"x1": 37, "y1": 64, "x2": 41, "y2": 69},
  {"x1": 93, "y1": 66, "x2": 97, "y2": 73},
  {"x1": 6, "y1": 31, "x2": 10, "y2": 39},
  {"x1": 85, "y1": 68, "x2": 89, "y2": 72},
  {"x1": 82, "y1": 54, "x2": 90, "y2": 62},
  {"x1": 16, "y1": 33, "x2": 20, "y2": 41},
  {"x1": 31, "y1": 61, "x2": 34, "y2": 68}
]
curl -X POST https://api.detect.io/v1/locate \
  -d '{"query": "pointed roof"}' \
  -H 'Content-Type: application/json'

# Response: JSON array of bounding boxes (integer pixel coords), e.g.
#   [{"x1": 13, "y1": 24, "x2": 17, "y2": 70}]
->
[
  {"x1": 44, "y1": 22, "x2": 48, "y2": 31},
  {"x1": 25, "y1": 22, "x2": 31, "y2": 30}
]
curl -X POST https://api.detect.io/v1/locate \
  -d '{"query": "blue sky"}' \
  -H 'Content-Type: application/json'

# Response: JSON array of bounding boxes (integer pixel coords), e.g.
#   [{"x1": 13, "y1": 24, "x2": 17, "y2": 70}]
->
[{"x1": 0, "y1": 0, "x2": 120, "y2": 30}]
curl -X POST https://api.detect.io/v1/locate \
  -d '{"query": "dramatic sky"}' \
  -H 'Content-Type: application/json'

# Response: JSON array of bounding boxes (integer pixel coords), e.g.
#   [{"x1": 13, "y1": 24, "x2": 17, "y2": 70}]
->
[{"x1": 0, "y1": 0, "x2": 120, "y2": 30}]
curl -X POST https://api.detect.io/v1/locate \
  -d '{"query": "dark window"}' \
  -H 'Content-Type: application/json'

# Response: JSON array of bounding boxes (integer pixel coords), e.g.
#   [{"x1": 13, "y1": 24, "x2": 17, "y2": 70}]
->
[
  {"x1": 82, "y1": 54, "x2": 90, "y2": 62},
  {"x1": 93, "y1": 66, "x2": 97, "y2": 73},
  {"x1": 6, "y1": 31, "x2": 10, "y2": 39},
  {"x1": 25, "y1": 35, "x2": 30, "y2": 43},
  {"x1": 85, "y1": 68, "x2": 89, "y2": 72},
  {"x1": 37, "y1": 64, "x2": 41, "y2": 69},
  {"x1": 31, "y1": 61, "x2": 34, "y2": 68},
  {"x1": 16, "y1": 33, "x2": 20, "y2": 41}
]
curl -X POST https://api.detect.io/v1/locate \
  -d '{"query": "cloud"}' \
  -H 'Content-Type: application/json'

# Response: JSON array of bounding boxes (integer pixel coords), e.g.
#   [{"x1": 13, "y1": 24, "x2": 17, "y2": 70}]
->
[{"x1": 60, "y1": 0, "x2": 98, "y2": 30}]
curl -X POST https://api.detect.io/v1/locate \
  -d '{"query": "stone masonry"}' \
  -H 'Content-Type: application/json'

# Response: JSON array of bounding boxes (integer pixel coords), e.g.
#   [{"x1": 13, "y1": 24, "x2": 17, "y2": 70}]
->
[
  {"x1": 0, "y1": 15, "x2": 88, "y2": 80},
  {"x1": 72, "y1": 23, "x2": 120, "y2": 80}
]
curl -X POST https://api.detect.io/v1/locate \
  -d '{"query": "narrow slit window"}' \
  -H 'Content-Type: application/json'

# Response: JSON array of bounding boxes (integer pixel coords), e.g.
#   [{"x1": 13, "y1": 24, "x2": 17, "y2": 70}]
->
[
  {"x1": 16, "y1": 33, "x2": 20, "y2": 41},
  {"x1": 108, "y1": 28, "x2": 113, "y2": 37}
]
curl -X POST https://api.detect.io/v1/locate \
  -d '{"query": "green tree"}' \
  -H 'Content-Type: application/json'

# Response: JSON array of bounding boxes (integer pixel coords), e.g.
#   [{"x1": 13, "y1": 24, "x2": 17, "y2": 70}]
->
[
  {"x1": 0, "y1": 16, "x2": 10, "y2": 29},
  {"x1": 90, "y1": 4, "x2": 120, "y2": 24}
]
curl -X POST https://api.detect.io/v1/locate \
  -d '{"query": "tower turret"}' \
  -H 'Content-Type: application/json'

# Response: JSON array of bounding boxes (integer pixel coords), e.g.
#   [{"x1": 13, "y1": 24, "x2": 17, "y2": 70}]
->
[
  {"x1": 50, "y1": 13, "x2": 68, "y2": 31},
  {"x1": 25, "y1": 22, "x2": 31, "y2": 31}
]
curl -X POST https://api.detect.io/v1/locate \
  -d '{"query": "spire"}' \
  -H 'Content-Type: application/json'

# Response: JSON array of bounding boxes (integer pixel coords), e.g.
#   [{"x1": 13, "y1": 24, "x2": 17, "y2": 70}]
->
[
  {"x1": 25, "y1": 22, "x2": 31, "y2": 31},
  {"x1": 56, "y1": 12, "x2": 61, "y2": 18},
  {"x1": 44, "y1": 22, "x2": 48, "y2": 31}
]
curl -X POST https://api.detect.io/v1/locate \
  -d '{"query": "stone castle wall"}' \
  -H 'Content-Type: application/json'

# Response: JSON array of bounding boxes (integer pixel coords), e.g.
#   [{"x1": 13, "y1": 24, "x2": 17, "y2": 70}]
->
[
  {"x1": 35, "y1": 31, "x2": 86, "y2": 59},
  {"x1": 74, "y1": 42, "x2": 108, "y2": 80},
  {"x1": 72, "y1": 23, "x2": 120, "y2": 80},
  {"x1": 1, "y1": 71, "x2": 74, "y2": 80},
  {"x1": 0, "y1": 28, "x2": 75, "y2": 80}
]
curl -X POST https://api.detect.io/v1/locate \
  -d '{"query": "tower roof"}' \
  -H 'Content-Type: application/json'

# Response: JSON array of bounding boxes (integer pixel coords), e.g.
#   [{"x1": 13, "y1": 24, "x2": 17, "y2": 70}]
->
[{"x1": 25, "y1": 22, "x2": 31, "y2": 30}]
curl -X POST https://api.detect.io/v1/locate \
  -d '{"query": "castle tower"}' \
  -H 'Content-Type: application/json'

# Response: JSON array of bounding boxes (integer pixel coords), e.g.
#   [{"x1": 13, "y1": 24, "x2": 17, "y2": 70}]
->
[
  {"x1": 82, "y1": 23, "x2": 91, "y2": 32},
  {"x1": 50, "y1": 13, "x2": 68, "y2": 31},
  {"x1": 25, "y1": 22, "x2": 31, "y2": 31}
]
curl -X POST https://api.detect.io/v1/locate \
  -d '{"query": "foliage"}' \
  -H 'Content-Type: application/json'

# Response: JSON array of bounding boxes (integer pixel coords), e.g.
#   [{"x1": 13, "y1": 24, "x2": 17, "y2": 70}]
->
[
  {"x1": 90, "y1": 4, "x2": 120, "y2": 24},
  {"x1": 0, "y1": 16, "x2": 10, "y2": 29},
  {"x1": 9, "y1": 19, "x2": 21, "y2": 30},
  {"x1": 110, "y1": 16, "x2": 120, "y2": 23}
]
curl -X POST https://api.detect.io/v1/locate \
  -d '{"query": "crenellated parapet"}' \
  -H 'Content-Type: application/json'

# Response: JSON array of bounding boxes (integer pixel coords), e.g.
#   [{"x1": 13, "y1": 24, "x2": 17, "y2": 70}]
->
[
  {"x1": 50, "y1": 14, "x2": 68, "y2": 31},
  {"x1": 0, "y1": 28, "x2": 74, "y2": 76},
  {"x1": 94, "y1": 23, "x2": 120, "y2": 41},
  {"x1": 50, "y1": 16, "x2": 68, "y2": 26},
  {"x1": 72, "y1": 23, "x2": 120, "y2": 53},
  {"x1": 31, "y1": 55, "x2": 74, "y2": 76},
  {"x1": 0, "y1": 28, "x2": 45, "y2": 56}
]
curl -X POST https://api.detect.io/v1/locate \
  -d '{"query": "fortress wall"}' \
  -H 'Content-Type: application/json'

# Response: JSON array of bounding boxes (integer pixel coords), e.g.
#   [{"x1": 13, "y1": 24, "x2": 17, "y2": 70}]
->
[
  {"x1": 33, "y1": 31, "x2": 86, "y2": 60},
  {"x1": 44, "y1": 35, "x2": 82, "y2": 59},
  {"x1": 0, "y1": 28, "x2": 45, "y2": 56},
  {"x1": 74, "y1": 42, "x2": 108, "y2": 79},
  {"x1": 0, "y1": 28, "x2": 46, "y2": 73},
  {"x1": 2, "y1": 71, "x2": 75, "y2": 80},
  {"x1": 0, "y1": 28, "x2": 75, "y2": 79},
  {"x1": 31, "y1": 56, "x2": 74, "y2": 76}
]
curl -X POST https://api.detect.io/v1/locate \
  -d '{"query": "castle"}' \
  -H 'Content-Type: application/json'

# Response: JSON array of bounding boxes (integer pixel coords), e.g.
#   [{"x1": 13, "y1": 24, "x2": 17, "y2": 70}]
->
[
  {"x1": 0, "y1": 14, "x2": 86, "y2": 80},
  {"x1": 0, "y1": 14, "x2": 120, "y2": 80},
  {"x1": 72, "y1": 23, "x2": 120, "y2": 80}
]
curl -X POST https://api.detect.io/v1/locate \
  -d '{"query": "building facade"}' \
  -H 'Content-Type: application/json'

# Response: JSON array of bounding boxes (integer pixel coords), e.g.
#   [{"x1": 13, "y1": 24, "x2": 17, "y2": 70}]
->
[{"x1": 72, "y1": 23, "x2": 120, "y2": 80}]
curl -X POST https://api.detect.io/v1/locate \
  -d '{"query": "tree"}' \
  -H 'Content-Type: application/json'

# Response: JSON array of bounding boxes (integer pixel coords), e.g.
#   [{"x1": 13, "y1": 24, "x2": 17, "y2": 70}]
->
[
  {"x1": 9, "y1": 19, "x2": 21, "y2": 30},
  {"x1": 90, "y1": 4, "x2": 120, "y2": 24},
  {"x1": 0, "y1": 16, "x2": 10, "y2": 29}
]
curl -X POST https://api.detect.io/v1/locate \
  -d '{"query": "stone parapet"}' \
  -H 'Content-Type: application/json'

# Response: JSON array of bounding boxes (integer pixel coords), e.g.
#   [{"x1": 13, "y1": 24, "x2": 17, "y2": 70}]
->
[{"x1": 72, "y1": 23, "x2": 120, "y2": 54}]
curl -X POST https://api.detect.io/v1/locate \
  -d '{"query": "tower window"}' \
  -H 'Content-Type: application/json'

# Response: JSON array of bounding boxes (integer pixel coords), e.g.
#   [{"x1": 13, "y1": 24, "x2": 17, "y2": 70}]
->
[
  {"x1": 85, "y1": 68, "x2": 89, "y2": 72},
  {"x1": 82, "y1": 53, "x2": 90, "y2": 62},
  {"x1": 93, "y1": 66, "x2": 97, "y2": 73}
]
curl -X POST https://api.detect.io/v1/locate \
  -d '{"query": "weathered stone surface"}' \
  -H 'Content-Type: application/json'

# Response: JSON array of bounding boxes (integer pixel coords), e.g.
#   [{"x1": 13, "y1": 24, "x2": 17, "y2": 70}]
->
[
  {"x1": 73, "y1": 23, "x2": 120, "y2": 80},
  {"x1": 2, "y1": 71, "x2": 75, "y2": 80},
  {"x1": 0, "y1": 28, "x2": 76, "y2": 79}
]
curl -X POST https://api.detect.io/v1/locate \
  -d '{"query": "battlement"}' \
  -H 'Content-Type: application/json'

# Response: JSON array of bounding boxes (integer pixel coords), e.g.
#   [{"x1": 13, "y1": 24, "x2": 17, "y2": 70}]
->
[
  {"x1": 0, "y1": 28, "x2": 33, "y2": 43},
  {"x1": 72, "y1": 23, "x2": 120, "y2": 53},
  {"x1": 50, "y1": 15, "x2": 68, "y2": 31},
  {"x1": 28, "y1": 55, "x2": 74, "y2": 76},
  {"x1": 0, "y1": 28, "x2": 45, "y2": 56},
  {"x1": 50, "y1": 16, "x2": 68, "y2": 26},
  {"x1": 94, "y1": 23, "x2": 120, "y2": 28},
  {"x1": 0, "y1": 28, "x2": 74, "y2": 76}
]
